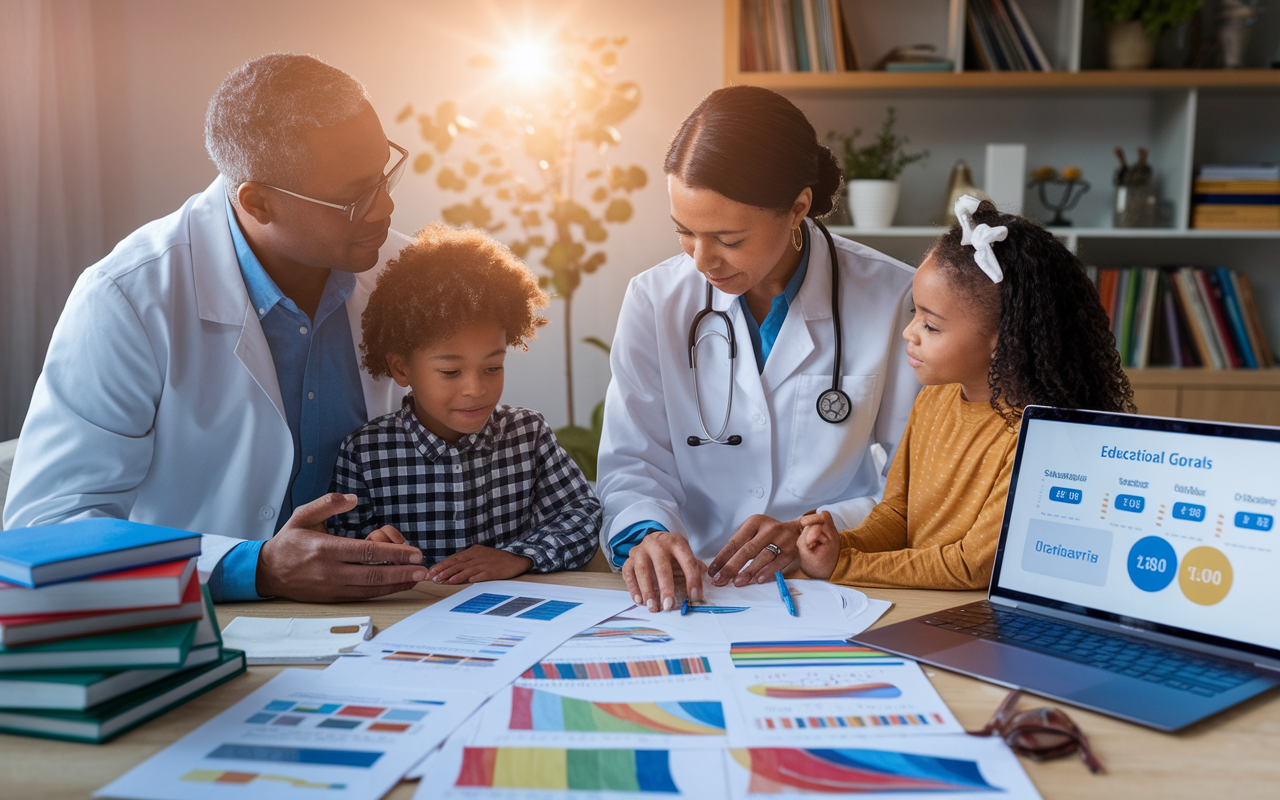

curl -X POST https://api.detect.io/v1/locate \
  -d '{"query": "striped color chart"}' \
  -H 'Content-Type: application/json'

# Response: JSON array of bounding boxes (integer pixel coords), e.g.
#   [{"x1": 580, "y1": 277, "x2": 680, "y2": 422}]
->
[
  {"x1": 456, "y1": 747, "x2": 679, "y2": 793},
  {"x1": 510, "y1": 686, "x2": 725, "y2": 735},
  {"x1": 729, "y1": 640, "x2": 901, "y2": 668},
  {"x1": 522, "y1": 656, "x2": 713, "y2": 681},
  {"x1": 754, "y1": 712, "x2": 947, "y2": 730}
]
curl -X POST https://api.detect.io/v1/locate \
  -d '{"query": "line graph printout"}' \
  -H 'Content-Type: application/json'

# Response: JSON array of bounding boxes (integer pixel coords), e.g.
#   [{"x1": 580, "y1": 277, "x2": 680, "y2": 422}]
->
[
  {"x1": 325, "y1": 582, "x2": 633, "y2": 693},
  {"x1": 724, "y1": 660, "x2": 962, "y2": 746},
  {"x1": 96, "y1": 669, "x2": 484, "y2": 800}
]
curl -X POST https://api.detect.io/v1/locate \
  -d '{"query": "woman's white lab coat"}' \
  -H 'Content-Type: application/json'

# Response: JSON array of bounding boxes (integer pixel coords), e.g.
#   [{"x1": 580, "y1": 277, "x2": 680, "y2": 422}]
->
[
  {"x1": 2, "y1": 178, "x2": 409, "y2": 575},
  {"x1": 597, "y1": 217, "x2": 920, "y2": 565}
]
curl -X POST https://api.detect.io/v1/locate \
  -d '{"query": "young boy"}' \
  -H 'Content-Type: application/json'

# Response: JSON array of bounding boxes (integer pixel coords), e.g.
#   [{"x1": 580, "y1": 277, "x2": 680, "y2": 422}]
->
[{"x1": 328, "y1": 223, "x2": 601, "y2": 583}]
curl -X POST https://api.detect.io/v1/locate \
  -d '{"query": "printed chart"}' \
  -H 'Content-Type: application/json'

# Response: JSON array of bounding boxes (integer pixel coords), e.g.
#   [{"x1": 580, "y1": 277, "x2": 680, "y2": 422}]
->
[
  {"x1": 724, "y1": 735, "x2": 1042, "y2": 799},
  {"x1": 509, "y1": 687, "x2": 724, "y2": 736},
  {"x1": 730, "y1": 641, "x2": 903, "y2": 669},
  {"x1": 523, "y1": 656, "x2": 714, "y2": 681},
  {"x1": 95, "y1": 669, "x2": 484, "y2": 800},
  {"x1": 725, "y1": 659, "x2": 962, "y2": 745}
]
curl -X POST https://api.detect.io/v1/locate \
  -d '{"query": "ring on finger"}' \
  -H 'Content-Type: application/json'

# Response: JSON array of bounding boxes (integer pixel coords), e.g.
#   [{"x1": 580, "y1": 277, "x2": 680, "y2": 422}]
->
[{"x1": 763, "y1": 543, "x2": 782, "y2": 558}]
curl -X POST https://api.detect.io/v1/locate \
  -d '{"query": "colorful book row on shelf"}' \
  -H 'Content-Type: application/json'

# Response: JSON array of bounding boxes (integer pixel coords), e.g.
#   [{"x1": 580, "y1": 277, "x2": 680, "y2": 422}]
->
[
  {"x1": 1191, "y1": 167, "x2": 1280, "y2": 230},
  {"x1": 739, "y1": 0, "x2": 852, "y2": 73},
  {"x1": 1093, "y1": 266, "x2": 1274, "y2": 370},
  {"x1": 965, "y1": 0, "x2": 1051, "y2": 72},
  {"x1": 0, "y1": 519, "x2": 246, "y2": 742}
]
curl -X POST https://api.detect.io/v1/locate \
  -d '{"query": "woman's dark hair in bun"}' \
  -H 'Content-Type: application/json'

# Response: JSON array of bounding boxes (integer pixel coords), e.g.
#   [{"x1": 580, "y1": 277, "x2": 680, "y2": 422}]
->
[{"x1": 664, "y1": 85, "x2": 842, "y2": 218}]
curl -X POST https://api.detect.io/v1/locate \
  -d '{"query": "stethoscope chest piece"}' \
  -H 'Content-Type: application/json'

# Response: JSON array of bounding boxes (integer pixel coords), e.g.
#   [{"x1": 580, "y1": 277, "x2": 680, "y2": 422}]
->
[{"x1": 816, "y1": 388, "x2": 852, "y2": 424}]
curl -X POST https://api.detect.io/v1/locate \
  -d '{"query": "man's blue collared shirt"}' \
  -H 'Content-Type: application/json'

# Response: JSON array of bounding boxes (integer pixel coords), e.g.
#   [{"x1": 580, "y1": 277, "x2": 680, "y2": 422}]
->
[{"x1": 207, "y1": 196, "x2": 368, "y2": 602}]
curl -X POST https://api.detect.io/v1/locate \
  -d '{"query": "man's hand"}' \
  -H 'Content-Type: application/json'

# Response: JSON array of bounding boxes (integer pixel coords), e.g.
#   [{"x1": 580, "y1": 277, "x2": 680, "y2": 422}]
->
[
  {"x1": 797, "y1": 510, "x2": 841, "y2": 580},
  {"x1": 621, "y1": 531, "x2": 706, "y2": 612},
  {"x1": 425, "y1": 546, "x2": 533, "y2": 584},
  {"x1": 707, "y1": 514, "x2": 802, "y2": 587},
  {"x1": 255, "y1": 493, "x2": 427, "y2": 602},
  {"x1": 366, "y1": 525, "x2": 407, "y2": 544}
]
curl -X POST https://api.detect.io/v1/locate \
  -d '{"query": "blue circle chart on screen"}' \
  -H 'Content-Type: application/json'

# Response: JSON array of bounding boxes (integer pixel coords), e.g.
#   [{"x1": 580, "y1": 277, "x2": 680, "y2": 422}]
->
[{"x1": 1128, "y1": 536, "x2": 1177, "y2": 592}]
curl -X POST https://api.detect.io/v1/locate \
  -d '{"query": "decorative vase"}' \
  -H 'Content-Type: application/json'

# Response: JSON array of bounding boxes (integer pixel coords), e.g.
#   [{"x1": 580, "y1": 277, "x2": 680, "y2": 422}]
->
[
  {"x1": 848, "y1": 180, "x2": 900, "y2": 229},
  {"x1": 1219, "y1": 0, "x2": 1258, "y2": 69},
  {"x1": 1107, "y1": 20, "x2": 1155, "y2": 70},
  {"x1": 942, "y1": 160, "x2": 979, "y2": 227}
]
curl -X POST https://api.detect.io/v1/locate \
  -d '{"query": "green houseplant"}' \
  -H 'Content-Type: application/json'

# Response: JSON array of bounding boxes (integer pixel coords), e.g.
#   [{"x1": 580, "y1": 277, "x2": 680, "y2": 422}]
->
[
  {"x1": 830, "y1": 107, "x2": 928, "y2": 229},
  {"x1": 1091, "y1": 0, "x2": 1203, "y2": 68}
]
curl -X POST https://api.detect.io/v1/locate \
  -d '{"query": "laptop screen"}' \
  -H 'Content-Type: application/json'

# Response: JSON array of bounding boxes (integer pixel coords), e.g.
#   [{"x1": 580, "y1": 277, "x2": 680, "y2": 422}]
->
[{"x1": 990, "y1": 406, "x2": 1280, "y2": 662}]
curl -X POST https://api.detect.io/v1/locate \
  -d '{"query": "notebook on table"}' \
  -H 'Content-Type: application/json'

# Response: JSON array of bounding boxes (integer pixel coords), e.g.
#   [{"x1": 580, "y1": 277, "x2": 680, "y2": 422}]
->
[{"x1": 855, "y1": 405, "x2": 1280, "y2": 731}]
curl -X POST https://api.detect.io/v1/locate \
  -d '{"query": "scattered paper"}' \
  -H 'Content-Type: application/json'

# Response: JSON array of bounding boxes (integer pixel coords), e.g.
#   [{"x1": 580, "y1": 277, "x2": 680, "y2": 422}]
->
[
  {"x1": 220, "y1": 616, "x2": 372, "y2": 665},
  {"x1": 724, "y1": 735, "x2": 1043, "y2": 799},
  {"x1": 95, "y1": 669, "x2": 485, "y2": 800},
  {"x1": 324, "y1": 582, "x2": 634, "y2": 694},
  {"x1": 722, "y1": 643, "x2": 963, "y2": 745}
]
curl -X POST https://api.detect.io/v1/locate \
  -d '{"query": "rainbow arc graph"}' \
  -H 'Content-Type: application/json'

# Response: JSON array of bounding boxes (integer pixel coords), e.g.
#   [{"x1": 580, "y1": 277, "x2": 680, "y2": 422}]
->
[
  {"x1": 509, "y1": 686, "x2": 725, "y2": 735},
  {"x1": 732, "y1": 748, "x2": 998, "y2": 794}
]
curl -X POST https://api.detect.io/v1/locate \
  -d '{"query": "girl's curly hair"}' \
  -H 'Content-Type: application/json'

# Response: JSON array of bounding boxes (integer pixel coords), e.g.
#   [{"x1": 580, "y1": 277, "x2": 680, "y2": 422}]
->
[
  {"x1": 360, "y1": 223, "x2": 548, "y2": 378},
  {"x1": 930, "y1": 199, "x2": 1135, "y2": 425}
]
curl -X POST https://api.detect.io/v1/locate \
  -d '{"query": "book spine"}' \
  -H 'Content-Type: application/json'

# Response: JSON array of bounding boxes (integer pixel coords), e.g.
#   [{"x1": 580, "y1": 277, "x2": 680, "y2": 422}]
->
[
  {"x1": 773, "y1": 0, "x2": 794, "y2": 72},
  {"x1": 790, "y1": 0, "x2": 811, "y2": 71},
  {"x1": 1119, "y1": 268, "x2": 1140, "y2": 366},
  {"x1": 801, "y1": 0, "x2": 822, "y2": 72},
  {"x1": 1237, "y1": 273, "x2": 1276, "y2": 367},
  {"x1": 1005, "y1": 0, "x2": 1052, "y2": 70},
  {"x1": 1215, "y1": 267, "x2": 1257, "y2": 368},
  {"x1": 1162, "y1": 272, "x2": 1183, "y2": 367},
  {"x1": 1196, "y1": 269, "x2": 1242, "y2": 367},
  {"x1": 1137, "y1": 267, "x2": 1160, "y2": 368},
  {"x1": 990, "y1": 0, "x2": 1030, "y2": 70},
  {"x1": 966, "y1": 2, "x2": 995, "y2": 71},
  {"x1": 1176, "y1": 268, "x2": 1220, "y2": 368}
]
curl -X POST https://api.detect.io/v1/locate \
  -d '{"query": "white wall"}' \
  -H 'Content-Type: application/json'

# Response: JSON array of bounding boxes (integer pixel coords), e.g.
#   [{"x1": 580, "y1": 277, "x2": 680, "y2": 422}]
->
[{"x1": 88, "y1": 0, "x2": 725, "y2": 428}]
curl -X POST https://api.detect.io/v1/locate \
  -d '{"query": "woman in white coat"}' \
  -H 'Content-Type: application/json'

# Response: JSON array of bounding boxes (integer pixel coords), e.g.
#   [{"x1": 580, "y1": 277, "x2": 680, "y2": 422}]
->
[{"x1": 597, "y1": 86, "x2": 920, "y2": 611}]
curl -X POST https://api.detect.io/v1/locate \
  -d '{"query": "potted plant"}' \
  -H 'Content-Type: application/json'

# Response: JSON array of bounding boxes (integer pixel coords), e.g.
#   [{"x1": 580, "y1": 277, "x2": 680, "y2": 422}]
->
[
  {"x1": 831, "y1": 107, "x2": 928, "y2": 229},
  {"x1": 1092, "y1": 0, "x2": 1203, "y2": 69}
]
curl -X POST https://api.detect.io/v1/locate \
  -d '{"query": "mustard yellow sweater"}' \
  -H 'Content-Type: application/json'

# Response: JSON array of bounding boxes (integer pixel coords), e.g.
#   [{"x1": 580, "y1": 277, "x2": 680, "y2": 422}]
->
[{"x1": 828, "y1": 383, "x2": 1019, "y2": 590}]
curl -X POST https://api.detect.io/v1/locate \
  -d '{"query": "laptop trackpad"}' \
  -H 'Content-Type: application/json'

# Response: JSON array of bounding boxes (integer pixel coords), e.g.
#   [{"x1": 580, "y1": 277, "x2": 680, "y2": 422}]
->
[{"x1": 929, "y1": 639, "x2": 1111, "y2": 697}]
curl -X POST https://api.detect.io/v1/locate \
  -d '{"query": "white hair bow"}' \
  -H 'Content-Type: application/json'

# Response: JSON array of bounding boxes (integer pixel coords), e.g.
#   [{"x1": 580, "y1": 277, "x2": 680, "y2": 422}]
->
[{"x1": 954, "y1": 194, "x2": 1008, "y2": 284}]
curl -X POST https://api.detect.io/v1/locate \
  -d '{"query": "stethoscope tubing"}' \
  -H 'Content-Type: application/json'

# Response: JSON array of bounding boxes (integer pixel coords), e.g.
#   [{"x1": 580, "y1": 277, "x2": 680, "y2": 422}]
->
[{"x1": 687, "y1": 219, "x2": 847, "y2": 447}]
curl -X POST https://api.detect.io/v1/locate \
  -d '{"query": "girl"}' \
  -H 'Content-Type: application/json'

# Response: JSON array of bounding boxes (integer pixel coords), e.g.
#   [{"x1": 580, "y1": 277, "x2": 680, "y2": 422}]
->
[{"x1": 797, "y1": 196, "x2": 1135, "y2": 590}]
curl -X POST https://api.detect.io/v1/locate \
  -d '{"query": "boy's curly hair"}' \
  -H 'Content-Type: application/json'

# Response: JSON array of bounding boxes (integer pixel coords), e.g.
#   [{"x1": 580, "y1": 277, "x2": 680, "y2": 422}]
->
[
  {"x1": 929, "y1": 199, "x2": 1135, "y2": 425},
  {"x1": 360, "y1": 223, "x2": 548, "y2": 378}
]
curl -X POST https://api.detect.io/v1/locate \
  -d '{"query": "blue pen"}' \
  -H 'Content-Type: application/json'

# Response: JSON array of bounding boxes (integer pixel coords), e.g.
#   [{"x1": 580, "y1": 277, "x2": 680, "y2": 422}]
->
[
  {"x1": 680, "y1": 598, "x2": 690, "y2": 615},
  {"x1": 776, "y1": 572, "x2": 798, "y2": 617}
]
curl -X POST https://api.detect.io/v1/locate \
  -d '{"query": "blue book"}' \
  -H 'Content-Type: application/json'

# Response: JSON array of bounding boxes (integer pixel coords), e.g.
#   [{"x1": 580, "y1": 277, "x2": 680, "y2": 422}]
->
[
  {"x1": 1215, "y1": 267, "x2": 1258, "y2": 368},
  {"x1": 0, "y1": 519, "x2": 201, "y2": 588}
]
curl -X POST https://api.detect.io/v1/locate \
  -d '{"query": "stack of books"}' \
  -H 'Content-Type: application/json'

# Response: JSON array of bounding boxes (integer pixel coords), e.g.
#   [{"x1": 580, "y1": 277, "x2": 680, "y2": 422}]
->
[
  {"x1": 1091, "y1": 266, "x2": 1274, "y2": 369},
  {"x1": 1192, "y1": 165, "x2": 1280, "y2": 230},
  {"x1": 965, "y1": 0, "x2": 1052, "y2": 71},
  {"x1": 0, "y1": 519, "x2": 245, "y2": 742}
]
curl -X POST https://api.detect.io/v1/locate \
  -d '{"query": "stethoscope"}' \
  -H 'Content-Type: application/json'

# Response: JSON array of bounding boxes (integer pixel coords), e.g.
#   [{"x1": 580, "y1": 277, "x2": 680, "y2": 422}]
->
[{"x1": 687, "y1": 218, "x2": 851, "y2": 447}]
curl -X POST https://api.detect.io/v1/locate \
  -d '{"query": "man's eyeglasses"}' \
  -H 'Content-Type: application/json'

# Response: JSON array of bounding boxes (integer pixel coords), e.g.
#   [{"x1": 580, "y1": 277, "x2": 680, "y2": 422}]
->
[
  {"x1": 253, "y1": 140, "x2": 408, "y2": 222},
  {"x1": 969, "y1": 690, "x2": 1104, "y2": 774}
]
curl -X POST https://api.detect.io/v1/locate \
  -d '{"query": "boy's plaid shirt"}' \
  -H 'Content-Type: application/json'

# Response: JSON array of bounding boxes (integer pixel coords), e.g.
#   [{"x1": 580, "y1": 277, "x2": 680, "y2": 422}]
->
[{"x1": 329, "y1": 396, "x2": 600, "y2": 572}]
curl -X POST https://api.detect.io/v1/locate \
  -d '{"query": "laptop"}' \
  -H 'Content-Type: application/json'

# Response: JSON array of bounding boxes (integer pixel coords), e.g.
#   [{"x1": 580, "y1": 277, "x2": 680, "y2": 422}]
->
[{"x1": 854, "y1": 405, "x2": 1280, "y2": 731}]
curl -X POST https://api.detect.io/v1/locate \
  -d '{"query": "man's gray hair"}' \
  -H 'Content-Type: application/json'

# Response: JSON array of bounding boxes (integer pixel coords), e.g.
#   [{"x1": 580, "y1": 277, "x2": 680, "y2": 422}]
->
[{"x1": 205, "y1": 53, "x2": 370, "y2": 203}]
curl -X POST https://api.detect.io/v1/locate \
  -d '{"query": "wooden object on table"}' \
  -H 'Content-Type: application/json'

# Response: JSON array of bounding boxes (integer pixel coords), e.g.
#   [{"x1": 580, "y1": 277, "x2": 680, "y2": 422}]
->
[{"x1": 6, "y1": 571, "x2": 1280, "y2": 799}]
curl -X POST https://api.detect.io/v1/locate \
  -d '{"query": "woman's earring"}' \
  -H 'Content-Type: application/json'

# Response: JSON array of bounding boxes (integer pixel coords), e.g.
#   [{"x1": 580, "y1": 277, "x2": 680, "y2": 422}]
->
[{"x1": 791, "y1": 227, "x2": 803, "y2": 252}]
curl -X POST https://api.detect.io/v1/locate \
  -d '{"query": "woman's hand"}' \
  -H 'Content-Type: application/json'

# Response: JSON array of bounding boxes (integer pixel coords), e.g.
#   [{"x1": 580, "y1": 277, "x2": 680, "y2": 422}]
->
[
  {"x1": 797, "y1": 510, "x2": 841, "y2": 579},
  {"x1": 707, "y1": 514, "x2": 802, "y2": 587},
  {"x1": 621, "y1": 531, "x2": 707, "y2": 612}
]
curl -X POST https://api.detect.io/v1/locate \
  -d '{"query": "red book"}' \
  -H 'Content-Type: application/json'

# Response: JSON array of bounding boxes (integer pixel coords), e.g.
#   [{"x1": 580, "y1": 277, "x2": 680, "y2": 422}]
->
[
  {"x1": 0, "y1": 558, "x2": 196, "y2": 616},
  {"x1": 1193, "y1": 269, "x2": 1242, "y2": 368},
  {"x1": 0, "y1": 570, "x2": 202, "y2": 647}
]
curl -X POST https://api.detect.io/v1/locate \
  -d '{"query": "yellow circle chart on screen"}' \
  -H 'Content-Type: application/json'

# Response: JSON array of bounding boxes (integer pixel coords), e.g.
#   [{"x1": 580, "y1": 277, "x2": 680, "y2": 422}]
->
[{"x1": 1178, "y1": 546, "x2": 1234, "y2": 606}]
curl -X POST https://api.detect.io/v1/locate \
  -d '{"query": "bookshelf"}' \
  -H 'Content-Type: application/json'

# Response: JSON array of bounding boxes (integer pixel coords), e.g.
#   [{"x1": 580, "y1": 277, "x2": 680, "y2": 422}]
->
[{"x1": 727, "y1": 0, "x2": 1280, "y2": 425}]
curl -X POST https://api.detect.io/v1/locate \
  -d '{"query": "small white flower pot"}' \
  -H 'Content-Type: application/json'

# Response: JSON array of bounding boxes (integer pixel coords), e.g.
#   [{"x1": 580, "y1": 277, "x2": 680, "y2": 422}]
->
[{"x1": 848, "y1": 180, "x2": 901, "y2": 229}]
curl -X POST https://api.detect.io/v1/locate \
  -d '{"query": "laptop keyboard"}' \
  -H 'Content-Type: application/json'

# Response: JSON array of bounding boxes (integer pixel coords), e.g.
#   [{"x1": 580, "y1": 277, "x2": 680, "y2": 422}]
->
[{"x1": 921, "y1": 601, "x2": 1258, "y2": 697}]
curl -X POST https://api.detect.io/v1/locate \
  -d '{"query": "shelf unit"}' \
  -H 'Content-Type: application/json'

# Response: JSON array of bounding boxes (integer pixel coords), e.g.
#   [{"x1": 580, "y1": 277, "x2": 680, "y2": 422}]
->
[{"x1": 727, "y1": 0, "x2": 1280, "y2": 424}]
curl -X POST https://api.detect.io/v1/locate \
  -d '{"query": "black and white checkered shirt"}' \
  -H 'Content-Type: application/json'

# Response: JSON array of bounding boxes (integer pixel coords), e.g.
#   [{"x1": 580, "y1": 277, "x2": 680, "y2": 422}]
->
[{"x1": 328, "y1": 396, "x2": 601, "y2": 572}]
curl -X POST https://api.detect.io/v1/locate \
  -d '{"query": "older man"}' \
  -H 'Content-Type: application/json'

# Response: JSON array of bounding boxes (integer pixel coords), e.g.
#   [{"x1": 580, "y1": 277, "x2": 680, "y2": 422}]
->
[{"x1": 4, "y1": 53, "x2": 426, "y2": 602}]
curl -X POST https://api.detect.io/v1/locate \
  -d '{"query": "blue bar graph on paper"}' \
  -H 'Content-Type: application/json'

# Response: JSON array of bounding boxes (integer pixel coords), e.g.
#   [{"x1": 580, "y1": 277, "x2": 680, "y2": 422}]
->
[
  {"x1": 517, "y1": 600, "x2": 581, "y2": 620},
  {"x1": 206, "y1": 744, "x2": 384, "y2": 768},
  {"x1": 451, "y1": 593, "x2": 512, "y2": 614}
]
